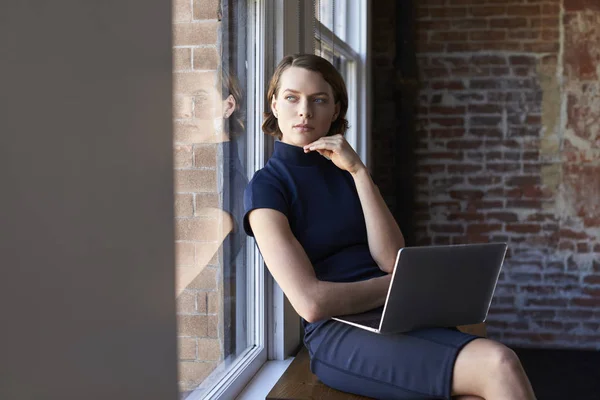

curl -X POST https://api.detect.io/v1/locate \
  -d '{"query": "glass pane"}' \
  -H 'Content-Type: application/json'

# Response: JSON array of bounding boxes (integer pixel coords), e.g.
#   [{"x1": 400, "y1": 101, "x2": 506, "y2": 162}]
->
[
  {"x1": 172, "y1": 0, "x2": 254, "y2": 397},
  {"x1": 314, "y1": 0, "x2": 347, "y2": 41}
]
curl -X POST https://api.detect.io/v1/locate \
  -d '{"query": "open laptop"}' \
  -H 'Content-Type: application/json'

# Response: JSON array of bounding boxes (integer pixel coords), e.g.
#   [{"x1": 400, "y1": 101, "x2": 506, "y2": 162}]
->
[{"x1": 332, "y1": 243, "x2": 507, "y2": 334}]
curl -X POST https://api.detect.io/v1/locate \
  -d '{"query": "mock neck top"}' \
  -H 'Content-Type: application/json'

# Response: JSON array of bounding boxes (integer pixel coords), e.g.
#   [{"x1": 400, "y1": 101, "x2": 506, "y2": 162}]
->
[
  {"x1": 270, "y1": 140, "x2": 331, "y2": 167},
  {"x1": 243, "y1": 138, "x2": 385, "y2": 329}
]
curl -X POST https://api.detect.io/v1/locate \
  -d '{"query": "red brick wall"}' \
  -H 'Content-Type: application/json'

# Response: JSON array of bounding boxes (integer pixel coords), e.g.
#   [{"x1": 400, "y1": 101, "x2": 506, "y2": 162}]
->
[{"x1": 373, "y1": 0, "x2": 600, "y2": 349}]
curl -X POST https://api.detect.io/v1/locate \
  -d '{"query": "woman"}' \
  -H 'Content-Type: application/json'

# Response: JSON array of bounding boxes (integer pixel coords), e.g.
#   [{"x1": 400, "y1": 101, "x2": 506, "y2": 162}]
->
[{"x1": 243, "y1": 54, "x2": 536, "y2": 400}]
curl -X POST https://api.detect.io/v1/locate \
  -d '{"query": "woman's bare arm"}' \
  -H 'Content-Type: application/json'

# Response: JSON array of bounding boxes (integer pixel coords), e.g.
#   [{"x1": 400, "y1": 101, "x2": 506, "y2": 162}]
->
[
  {"x1": 249, "y1": 208, "x2": 391, "y2": 322},
  {"x1": 350, "y1": 167, "x2": 404, "y2": 273}
]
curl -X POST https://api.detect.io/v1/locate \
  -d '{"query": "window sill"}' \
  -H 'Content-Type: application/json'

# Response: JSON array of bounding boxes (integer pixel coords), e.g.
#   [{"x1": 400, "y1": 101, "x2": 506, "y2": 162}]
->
[{"x1": 235, "y1": 357, "x2": 294, "y2": 399}]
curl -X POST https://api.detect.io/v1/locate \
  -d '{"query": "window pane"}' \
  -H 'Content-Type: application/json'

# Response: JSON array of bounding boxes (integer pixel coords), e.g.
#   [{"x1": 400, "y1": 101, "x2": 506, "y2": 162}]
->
[
  {"x1": 314, "y1": 0, "x2": 347, "y2": 42},
  {"x1": 172, "y1": 0, "x2": 254, "y2": 397}
]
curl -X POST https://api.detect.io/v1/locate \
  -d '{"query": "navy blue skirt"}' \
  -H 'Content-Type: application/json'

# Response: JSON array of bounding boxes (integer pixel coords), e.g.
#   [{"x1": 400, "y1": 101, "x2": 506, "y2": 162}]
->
[{"x1": 304, "y1": 320, "x2": 481, "y2": 399}]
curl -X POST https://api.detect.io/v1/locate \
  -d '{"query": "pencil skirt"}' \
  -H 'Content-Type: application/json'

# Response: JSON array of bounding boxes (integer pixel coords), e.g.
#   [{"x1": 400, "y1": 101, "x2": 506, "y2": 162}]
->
[{"x1": 304, "y1": 320, "x2": 481, "y2": 400}]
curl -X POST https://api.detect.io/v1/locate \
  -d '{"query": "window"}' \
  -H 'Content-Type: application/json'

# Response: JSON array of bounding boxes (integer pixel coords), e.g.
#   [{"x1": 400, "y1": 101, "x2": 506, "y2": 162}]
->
[
  {"x1": 172, "y1": 1, "x2": 370, "y2": 398},
  {"x1": 314, "y1": 0, "x2": 370, "y2": 166},
  {"x1": 173, "y1": 1, "x2": 265, "y2": 399}
]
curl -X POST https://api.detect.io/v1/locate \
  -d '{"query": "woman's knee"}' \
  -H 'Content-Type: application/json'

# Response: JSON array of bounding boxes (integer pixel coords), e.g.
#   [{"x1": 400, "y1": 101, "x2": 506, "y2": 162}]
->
[
  {"x1": 452, "y1": 338, "x2": 523, "y2": 396},
  {"x1": 484, "y1": 341, "x2": 522, "y2": 374}
]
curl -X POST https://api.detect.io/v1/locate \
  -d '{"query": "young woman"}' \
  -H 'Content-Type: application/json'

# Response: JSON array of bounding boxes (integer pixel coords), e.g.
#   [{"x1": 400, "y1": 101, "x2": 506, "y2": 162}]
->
[{"x1": 243, "y1": 54, "x2": 536, "y2": 400}]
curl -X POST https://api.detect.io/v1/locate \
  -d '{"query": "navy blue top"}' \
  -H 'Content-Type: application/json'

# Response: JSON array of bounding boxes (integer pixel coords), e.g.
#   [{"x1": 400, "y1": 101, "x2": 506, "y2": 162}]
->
[{"x1": 243, "y1": 141, "x2": 385, "y2": 328}]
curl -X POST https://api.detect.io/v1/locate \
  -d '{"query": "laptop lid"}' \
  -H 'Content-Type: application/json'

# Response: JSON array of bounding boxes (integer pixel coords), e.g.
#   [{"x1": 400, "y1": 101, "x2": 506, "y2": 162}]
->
[{"x1": 378, "y1": 243, "x2": 507, "y2": 333}]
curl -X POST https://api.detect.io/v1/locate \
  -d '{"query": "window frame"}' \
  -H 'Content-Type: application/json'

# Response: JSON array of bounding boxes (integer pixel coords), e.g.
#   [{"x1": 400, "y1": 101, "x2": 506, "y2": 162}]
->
[{"x1": 196, "y1": 1, "x2": 371, "y2": 398}]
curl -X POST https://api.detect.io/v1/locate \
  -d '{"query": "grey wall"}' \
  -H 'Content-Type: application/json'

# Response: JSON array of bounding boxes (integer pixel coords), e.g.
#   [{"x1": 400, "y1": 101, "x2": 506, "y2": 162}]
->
[{"x1": 0, "y1": 1, "x2": 178, "y2": 399}]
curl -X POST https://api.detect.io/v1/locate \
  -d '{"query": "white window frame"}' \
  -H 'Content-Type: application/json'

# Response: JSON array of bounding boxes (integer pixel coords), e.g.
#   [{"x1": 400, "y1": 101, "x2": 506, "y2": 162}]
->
[
  {"x1": 197, "y1": 1, "x2": 370, "y2": 398},
  {"x1": 270, "y1": 0, "x2": 371, "y2": 363}
]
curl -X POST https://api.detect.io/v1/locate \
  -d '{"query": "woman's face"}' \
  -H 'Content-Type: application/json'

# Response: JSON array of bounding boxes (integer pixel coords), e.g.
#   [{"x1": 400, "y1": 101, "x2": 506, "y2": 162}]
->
[{"x1": 271, "y1": 67, "x2": 340, "y2": 147}]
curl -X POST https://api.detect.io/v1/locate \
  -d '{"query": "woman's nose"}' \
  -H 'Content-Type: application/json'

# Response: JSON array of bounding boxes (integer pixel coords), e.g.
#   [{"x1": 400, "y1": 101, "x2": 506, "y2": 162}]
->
[{"x1": 298, "y1": 101, "x2": 312, "y2": 118}]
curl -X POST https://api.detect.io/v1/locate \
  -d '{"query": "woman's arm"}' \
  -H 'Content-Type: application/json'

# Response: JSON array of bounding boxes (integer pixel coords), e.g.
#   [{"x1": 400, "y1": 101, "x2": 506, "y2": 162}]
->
[
  {"x1": 304, "y1": 135, "x2": 405, "y2": 273},
  {"x1": 249, "y1": 208, "x2": 391, "y2": 323},
  {"x1": 351, "y1": 167, "x2": 405, "y2": 273}
]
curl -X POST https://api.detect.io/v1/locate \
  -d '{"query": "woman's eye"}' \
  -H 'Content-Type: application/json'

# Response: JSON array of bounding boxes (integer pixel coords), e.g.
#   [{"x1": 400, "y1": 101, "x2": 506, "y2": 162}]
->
[
  {"x1": 285, "y1": 95, "x2": 296, "y2": 101},
  {"x1": 314, "y1": 98, "x2": 327, "y2": 104}
]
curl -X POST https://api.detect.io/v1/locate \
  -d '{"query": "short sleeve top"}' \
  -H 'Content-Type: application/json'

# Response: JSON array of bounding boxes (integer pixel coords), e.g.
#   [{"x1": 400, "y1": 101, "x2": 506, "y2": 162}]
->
[{"x1": 243, "y1": 140, "x2": 384, "y2": 284}]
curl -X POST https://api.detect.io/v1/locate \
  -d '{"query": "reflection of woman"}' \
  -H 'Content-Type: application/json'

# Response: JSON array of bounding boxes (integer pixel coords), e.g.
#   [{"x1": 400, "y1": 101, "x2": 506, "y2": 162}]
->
[
  {"x1": 243, "y1": 54, "x2": 536, "y2": 399},
  {"x1": 176, "y1": 68, "x2": 247, "y2": 297}
]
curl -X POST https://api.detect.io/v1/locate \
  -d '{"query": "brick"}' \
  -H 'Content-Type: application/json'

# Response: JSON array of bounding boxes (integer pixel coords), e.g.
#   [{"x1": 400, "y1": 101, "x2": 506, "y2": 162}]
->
[
  {"x1": 447, "y1": 212, "x2": 485, "y2": 221},
  {"x1": 197, "y1": 291, "x2": 208, "y2": 313},
  {"x1": 583, "y1": 287, "x2": 600, "y2": 297},
  {"x1": 523, "y1": 42, "x2": 560, "y2": 53},
  {"x1": 198, "y1": 338, "x2": 221, "y2": 361},
  {"x1": 195, "y1": 193, "x2": 219, "y2": 214},
  {"x1": 470, "y1": 6, "x2": 506, "y2": 17},
  {"x1": 526, "y1": 298, "x2": 568, "y2": 307},
  {"x1": 175, "y1": 217, "x2": 219, "y2": 241},
  {"x1": 487, "y1": 163, "x2": 521, "y2": 173},
  {"x1": 177, "y1": 315, "x2": 210, "y2": 337},
  {"x1": 173, "y1": 96, "x2": 193, "y2": 119},
  {"x1": 451, "y1": 18, "x2": 489, "y2": 29},
  {"x1": 193, "y1": 144, "x2": 217, "y2": 168},
  {"x1": 487, "y1": 212, "x2": 518, "y2": 222},
  {"x1": 173, "y1": 22, "x2": 218, "y2": 46},
  {"x1": 571, "y1": 297, "x2": 600, "y2": 307},
  {"x1": 430, "y1": 224, "x2": 465, "y2": 233},
  {"x1": 189, "y1": 265, "x2": 217, "y2": 289},
  {"x1": 447, "y1": 164, "x2": 482, "y2": 173},
  {"x1": 508, "y1": 30, "x2": 540, "y2": 40},
  {"x1": 175, "y1": 194, "x2": 194, "y2": 217},
  {"x1": 430, "y1": 81, "x2": 465, "y2": 90},
  {"x1": 470, "y1": 30, "x2": 506, "y2": 41},
  {"x1": 431, "y1": 31, "x2": 468, "y2": 42},
  {"x1": 193, "y1": 0, "x2": 220, "y2": 20},
  {"x1": 564, "y1": 0, "x2": 600, "y2": 12},
  {"x1": 467, "y1": 224, "x2": 502, "y2": 234},
  {"x1": 193, "y1": 47, "x2": 218, "y2": 70},
  {"x1": 583, "y1": 275, "x2": 600, "y2": 285},
  {"x1": 490, "y1": 18, "x2": 528, "y2": 29},
  {"x1": 173, "y1": 0, "x2": 193, "y2": 22},
  {"x1": 178, "y1": 337, "x2": 197, "y2": 361},
  {"x1": 449, "y1": 189, "x2": 484, "y2": 200},
  {"x1": 429, "y1": 106, "x2": 466, "y2": 115},
  {"x1": 173, "y1": 71, "x2": 215, "y2": 96},
  {"x1": 507, "y1": 5, "x2": 541, "y2": 16},
  {"x1": 559, "y1": 229, "x2": 588, "y2": 240},
  {"x1": 207, "y1": 315, "x2": 218, "y2": 337},
  {"x1": 175, "y1": 241, "x2": 195, "y2": 266},
  {"x1": 177, "y1": 290, "x2": 197, "y2": 314},
  {"x1": 174, "y1": 119, "x2": 216, "y2": 142},
  {"x1": 175, "y1": 170, "x2": 216, "y2": 192},
  {"x1": 429, "y1": 7, "x2": 468, "y2": 18},
  {"x1": 503, "y1": 332, "x2": 556, "y2": 342},
  {"x1": 207, "y1": 291, "x2": 219, "y2": 314},
  {"x1": 447, "y1": 140, "x2": 483, "y2": 150},
  {"x1": 179, "y1": 361, "x2": 217, "y2": 385},
  {"x1": 430, "y1": 128, "x2": 465, "y2": 138},
  {"x1": 174, "y1": 48, "x2": 192, "y2": 71},
  {"x1": 174, "y1": 144, "x2": 194, "y2": 168},
  {"x1": 468, "y1": 176, "x2": 502, "y2": 185}
]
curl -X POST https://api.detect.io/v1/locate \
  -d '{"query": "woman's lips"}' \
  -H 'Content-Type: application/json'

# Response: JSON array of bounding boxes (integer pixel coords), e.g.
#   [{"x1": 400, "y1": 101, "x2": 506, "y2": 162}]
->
[{"x1": 294, "y1": 125, "x2": 314, "y2": 132}]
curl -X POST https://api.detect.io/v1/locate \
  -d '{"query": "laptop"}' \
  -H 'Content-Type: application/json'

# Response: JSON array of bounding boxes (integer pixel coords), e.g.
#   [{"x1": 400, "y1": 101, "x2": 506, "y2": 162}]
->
[{"x1": 332, "y1": 243, "x2": 507, "y2": 334}]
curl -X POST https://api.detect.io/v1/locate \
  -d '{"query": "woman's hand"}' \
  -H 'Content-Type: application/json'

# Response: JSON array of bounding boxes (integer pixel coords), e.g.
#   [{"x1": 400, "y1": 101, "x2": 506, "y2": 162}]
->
[{"x1": 303, "y1": 134, "x2": 365, "y2": 175}]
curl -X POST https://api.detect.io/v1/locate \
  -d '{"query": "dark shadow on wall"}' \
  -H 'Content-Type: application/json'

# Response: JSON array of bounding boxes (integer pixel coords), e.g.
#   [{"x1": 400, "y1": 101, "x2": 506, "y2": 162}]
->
[{"x1": 393, "y1": 0, "x2": 419, "y2": 247}]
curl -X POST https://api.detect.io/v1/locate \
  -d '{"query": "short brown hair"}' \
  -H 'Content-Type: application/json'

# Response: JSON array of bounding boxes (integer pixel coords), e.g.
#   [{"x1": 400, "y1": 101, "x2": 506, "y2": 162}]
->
[{"x1": 262, "y1": 54, "x2": 349, "y2": 139}]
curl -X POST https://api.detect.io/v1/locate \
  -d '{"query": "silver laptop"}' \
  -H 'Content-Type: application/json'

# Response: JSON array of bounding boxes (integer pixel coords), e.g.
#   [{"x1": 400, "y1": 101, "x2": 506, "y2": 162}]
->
[{"x1": 332, "y1": 243, "x2": 507, "y2": 334}]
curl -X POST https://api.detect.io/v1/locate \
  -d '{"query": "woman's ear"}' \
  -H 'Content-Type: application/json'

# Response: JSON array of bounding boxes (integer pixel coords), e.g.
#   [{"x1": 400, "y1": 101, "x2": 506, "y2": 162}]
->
[
  {"x1": 332, "y1": 102, "x2": 341, "y2": 121},
  {"x1": 271, "y1": 95, "x2": 278, "y2": 118},
  {"x1": 222, "y1": 94, "x2": 236, "y2": 119}
]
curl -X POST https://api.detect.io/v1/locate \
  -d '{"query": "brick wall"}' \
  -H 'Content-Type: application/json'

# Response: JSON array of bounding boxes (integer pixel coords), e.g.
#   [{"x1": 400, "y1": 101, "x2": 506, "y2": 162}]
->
[
  {"x1": 372, "y1": 0, "x2": 600, "y2": 350},
  {"x1": 173, "y1": 0, "x2": 224, "y2": 393}
]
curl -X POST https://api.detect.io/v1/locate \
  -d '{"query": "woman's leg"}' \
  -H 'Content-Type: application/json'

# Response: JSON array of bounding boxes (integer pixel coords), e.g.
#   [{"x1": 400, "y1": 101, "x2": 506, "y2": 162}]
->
[{"x1": 451, "y1": 338, "x2": 536, "y2": 399}]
